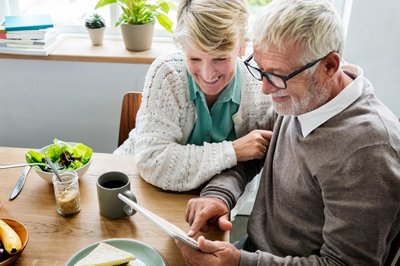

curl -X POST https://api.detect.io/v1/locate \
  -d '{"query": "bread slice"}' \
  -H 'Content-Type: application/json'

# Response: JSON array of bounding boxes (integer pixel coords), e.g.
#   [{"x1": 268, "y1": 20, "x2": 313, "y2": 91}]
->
[{"x1": 74, "y1": 242, "x2": 136, "y2": 266}]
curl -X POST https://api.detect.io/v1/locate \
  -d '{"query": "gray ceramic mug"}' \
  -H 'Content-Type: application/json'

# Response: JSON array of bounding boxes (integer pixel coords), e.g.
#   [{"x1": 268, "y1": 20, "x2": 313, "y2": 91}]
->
[{"x1": 96, "y1": 171, "x2": 137, "y2": 219}]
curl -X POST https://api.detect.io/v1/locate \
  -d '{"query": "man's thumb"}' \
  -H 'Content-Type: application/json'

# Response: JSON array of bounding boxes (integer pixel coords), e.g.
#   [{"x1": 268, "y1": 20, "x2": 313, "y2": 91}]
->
[
  {"x1": 198, "y1": 236, "x2": 219, "y2": 253},
  {"x1": 218, "y1": 214, "x2": 232, "y2": 231}
]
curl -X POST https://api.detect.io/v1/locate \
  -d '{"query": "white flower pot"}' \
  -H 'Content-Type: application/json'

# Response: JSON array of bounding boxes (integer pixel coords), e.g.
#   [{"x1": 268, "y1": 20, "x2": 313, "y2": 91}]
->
[{"x1": 86, "y1": 27, "x2": 106, "y2": 46}]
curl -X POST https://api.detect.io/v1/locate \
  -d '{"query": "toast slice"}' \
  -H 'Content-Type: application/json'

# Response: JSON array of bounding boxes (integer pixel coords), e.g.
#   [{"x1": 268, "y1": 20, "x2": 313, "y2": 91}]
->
[{"x1": 74, "y1": 242, "x2": 136, "y2": 266}]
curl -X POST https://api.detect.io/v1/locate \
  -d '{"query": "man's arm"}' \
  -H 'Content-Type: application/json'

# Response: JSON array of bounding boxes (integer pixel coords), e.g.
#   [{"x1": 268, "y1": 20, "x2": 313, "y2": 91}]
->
[
  {"x1": 201, "y1": 158, "x2": 265, "y2": 211},
  {"x1": 185, "y1": 158, "x2": 265, "y2": 237}
]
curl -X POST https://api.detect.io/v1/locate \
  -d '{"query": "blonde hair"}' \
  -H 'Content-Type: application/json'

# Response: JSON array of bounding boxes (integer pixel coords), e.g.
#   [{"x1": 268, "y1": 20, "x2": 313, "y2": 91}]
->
[
  {"x1": 173, "y1": 0, "x2": 250, "y2": 54},
  {"x1": 252, "y1": 0, "x2": 345, "y2": 65}
]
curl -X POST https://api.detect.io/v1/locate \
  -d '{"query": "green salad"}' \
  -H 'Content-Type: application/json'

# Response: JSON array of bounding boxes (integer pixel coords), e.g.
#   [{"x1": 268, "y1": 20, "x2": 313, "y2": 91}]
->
[{"x1": 25, "y1": 139, "x2": 93, "y2": 172}]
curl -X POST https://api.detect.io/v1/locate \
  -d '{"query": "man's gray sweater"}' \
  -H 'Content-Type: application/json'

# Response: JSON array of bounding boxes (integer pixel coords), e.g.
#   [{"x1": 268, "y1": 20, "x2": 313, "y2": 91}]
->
[{"x1": 201, "y1": 75, "x2": 400, "y2": 265}]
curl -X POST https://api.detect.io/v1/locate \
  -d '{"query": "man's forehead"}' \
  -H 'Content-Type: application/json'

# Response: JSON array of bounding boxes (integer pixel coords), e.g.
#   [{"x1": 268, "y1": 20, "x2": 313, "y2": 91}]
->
[
  {"x1": 253, "y1": 45, "x2": 300, "y2": 66},
  {"x1": 254, "y1": 42, "x2": 299, "y2": 56}
]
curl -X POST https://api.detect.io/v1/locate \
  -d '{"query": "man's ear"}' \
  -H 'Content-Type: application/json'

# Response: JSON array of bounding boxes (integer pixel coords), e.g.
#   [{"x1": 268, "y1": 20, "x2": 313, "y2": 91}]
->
[{"x1": 323, "y1": 53, "x2": 340, "y2": 78}]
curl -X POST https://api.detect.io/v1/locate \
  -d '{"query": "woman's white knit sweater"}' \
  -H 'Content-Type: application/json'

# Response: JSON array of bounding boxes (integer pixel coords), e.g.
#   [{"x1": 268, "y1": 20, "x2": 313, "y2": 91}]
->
[{"x1": 115, "y1": 52, "x2": 271, "y2": 193}]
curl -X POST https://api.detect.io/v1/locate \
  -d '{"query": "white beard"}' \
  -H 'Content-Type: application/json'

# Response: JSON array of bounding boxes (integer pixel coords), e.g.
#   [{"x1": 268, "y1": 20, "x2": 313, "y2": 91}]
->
[{"x1": 271, "y1": 75, "x2": 331, "y2": 116}]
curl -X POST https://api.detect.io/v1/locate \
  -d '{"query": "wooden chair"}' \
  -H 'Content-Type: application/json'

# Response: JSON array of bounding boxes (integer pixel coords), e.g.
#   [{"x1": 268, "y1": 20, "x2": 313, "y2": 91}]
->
[{"x1": 118, "y1": 91, "x2": 142, "y2": 147}]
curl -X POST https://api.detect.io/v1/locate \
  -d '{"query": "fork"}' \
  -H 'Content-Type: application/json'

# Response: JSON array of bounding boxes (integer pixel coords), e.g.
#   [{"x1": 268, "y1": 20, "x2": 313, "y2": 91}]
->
[{"x1": 0, "y1": 163, "x2": 63, "y2": 170}]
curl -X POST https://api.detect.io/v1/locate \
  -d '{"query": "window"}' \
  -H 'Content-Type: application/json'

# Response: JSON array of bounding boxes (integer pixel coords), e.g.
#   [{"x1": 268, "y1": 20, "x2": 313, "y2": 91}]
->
[
  {"x1": 2, "y1": 0, "x2": 179, "y2": 40},
  {"x1": 247, "y1": 0, "x2": 272, "y2": 29},
  {"x1": 1, "y1": 0, "x2": 352, "y2": 41}
]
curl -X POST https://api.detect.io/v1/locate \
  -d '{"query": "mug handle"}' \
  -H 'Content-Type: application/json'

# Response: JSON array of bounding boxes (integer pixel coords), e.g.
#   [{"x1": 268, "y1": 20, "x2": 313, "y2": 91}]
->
[{"x1": 122, "y1": 190, "x2": 137, "y2": 216}]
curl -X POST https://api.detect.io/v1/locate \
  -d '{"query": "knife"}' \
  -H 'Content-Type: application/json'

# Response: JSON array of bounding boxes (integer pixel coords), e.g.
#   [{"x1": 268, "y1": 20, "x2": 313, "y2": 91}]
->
[{"x1": 9, "y1": 166, "x2": 31, "y2": 200}]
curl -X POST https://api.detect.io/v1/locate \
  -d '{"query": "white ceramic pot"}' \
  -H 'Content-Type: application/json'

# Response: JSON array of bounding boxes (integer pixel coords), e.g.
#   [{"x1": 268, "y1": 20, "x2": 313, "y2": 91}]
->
[
  {"x1": 120, "y1": 22, "x2": 155, "y2": 52},
  {"x1": 86, "y1": 27, "x2": 106, "y2": 46}
]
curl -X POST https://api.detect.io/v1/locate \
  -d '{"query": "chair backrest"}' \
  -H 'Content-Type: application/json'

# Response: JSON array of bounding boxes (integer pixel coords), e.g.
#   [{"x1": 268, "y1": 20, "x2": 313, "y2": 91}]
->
[
  {"x1": 118, "y1": 91, "x2": 142, "y2": 147},
  {"x1": 385, "y1": 230, "x2": 400, "y2": 266}
]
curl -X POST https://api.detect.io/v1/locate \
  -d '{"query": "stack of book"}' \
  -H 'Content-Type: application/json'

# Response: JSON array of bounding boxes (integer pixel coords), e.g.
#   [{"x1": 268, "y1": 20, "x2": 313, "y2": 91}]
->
[{"x1": 0, "y1": 14, "x2": 65, "y2": 56}]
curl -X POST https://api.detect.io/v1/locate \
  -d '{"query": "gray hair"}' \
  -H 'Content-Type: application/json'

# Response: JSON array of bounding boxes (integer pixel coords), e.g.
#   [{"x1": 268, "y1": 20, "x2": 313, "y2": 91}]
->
[
  {"x1": 252, "y1": 0, "x2": 345, "y2": 66},
  {"x1": 173, "y1": 0, "x2": 250, "y2": 54}
]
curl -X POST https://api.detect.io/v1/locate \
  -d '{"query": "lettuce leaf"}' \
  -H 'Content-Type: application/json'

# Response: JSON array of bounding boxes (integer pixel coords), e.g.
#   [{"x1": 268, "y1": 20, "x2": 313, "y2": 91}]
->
[
  {"x1": 25, "y1": 139, "x2": 93, "y2": 172},
  {"x1": 25, "y1": 150, "x2": 45, "y2": 164}
]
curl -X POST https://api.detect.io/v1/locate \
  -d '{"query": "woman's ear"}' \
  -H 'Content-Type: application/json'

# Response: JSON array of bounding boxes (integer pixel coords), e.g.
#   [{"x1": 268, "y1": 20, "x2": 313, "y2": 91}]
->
[{"x1": 238, "y1": 45, "x2": 247, "y2": 59}]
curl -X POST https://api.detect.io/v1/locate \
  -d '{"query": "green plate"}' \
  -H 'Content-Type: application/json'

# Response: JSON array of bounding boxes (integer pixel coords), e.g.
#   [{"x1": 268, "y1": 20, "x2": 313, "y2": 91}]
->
[{"x1": 64, "y1": 238, "x2": 167, "y2": 266}]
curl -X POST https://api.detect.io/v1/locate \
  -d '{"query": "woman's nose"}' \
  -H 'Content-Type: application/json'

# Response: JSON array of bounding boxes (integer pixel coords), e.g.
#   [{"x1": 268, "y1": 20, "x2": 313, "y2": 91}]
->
[{"x1": 201, "y1": 64, "x2": 216, "y2": 80}]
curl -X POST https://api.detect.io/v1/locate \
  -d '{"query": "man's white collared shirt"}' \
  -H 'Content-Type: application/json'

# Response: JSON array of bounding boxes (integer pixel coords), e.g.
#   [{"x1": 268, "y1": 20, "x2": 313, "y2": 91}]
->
[{"x1": 297, "y1": 63, "x2": 364, "y2": 138}]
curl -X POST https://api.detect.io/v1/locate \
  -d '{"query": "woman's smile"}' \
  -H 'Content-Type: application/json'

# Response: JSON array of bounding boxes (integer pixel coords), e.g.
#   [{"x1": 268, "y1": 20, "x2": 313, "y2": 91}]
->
[{"x1": 201, "y1": 75, "x2": 221, "y2": 84}]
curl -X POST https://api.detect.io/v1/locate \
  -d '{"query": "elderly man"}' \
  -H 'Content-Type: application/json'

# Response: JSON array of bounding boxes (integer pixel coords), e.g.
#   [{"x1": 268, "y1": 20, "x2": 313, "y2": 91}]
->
[{"x1": 175, "y1": 0, "x2": 400, "y2": 265}]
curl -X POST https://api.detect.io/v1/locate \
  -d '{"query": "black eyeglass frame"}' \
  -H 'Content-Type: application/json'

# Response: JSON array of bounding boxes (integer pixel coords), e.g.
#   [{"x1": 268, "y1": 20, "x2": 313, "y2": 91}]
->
[{"x1": 244, "y1": 53, "x2": 325, "y2": 90}]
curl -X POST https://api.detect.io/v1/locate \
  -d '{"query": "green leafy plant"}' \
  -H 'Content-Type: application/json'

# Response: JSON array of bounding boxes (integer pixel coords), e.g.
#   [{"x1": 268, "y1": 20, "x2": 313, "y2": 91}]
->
[
  {"x1": 85, "y1": 13, "x2": 106, "y2": 29},
  {"x1": 95, "y1": 0, "x2": 175, "y2": 33}
]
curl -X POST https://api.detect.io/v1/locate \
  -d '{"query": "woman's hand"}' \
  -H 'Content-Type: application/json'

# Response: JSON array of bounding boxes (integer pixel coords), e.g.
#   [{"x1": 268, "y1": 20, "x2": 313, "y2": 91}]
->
[{"x1": 232, "y1": 130, "x2": 273, "y2": 162}]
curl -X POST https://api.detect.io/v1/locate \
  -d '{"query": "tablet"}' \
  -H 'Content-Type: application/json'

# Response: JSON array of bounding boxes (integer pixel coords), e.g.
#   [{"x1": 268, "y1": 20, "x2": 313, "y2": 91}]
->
[{"x1": 118, "y1": 193, "x2": 200, "y2": 250}]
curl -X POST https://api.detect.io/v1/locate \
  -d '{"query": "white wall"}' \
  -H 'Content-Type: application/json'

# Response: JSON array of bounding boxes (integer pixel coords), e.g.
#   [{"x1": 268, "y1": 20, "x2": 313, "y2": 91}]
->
[
  {"x1": 0, "y1": 59, "x2": 148, "y2": 153},
  {"x1": 344, "y1": 0, "x2": 400, "y2": 117},
  {"x1": 1, "y1": 0, "x2": 399, "y2": 154}
]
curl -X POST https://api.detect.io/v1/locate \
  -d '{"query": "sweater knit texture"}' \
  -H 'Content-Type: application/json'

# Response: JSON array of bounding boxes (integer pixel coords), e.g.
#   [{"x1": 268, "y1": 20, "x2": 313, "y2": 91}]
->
[
  {"x1": 201, "y1": 66, "x2": 400, "y2": 265},
  {"x1": 114, "y1": 52, "x2": 272, "y2": 208}
]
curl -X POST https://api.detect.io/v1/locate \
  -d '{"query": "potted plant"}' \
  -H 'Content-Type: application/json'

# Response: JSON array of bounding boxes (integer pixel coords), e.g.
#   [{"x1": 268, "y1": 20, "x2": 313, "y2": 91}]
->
[
  {"x1": 85, "y1": 13, "x2": 106, "y2": 46},
  {"x1": 95, "y1": 0, "x2": 174, "y2": 51}
]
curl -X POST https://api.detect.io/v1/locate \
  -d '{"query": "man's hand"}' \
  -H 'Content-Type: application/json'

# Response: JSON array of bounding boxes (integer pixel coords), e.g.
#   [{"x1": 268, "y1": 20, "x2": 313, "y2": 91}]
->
[
  {"x1": 185, "y1": 197, "x2": 232, "y2": 237},
  {"x1": 232, "y1": 130, "x2": 272, "y2": 162},
  {"x1": 176, "y1": 236, "x2": 241, "y2": 266}
]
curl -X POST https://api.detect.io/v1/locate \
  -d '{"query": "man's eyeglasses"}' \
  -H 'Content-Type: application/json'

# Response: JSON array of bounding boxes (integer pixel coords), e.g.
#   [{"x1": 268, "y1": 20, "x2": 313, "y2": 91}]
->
[{"x1": 244, "y1": 53, "x2": 325, "y2": 90}]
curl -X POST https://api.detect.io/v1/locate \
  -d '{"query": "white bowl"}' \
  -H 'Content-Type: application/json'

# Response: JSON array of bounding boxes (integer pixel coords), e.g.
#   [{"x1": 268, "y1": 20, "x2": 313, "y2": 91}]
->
[{"x1": 33, "y1": 142, "x2": 92, "y2": 183}]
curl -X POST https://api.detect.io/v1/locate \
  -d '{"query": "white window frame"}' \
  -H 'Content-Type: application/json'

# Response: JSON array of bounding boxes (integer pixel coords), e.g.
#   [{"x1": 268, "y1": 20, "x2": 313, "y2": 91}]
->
[{"x1": 330, "y1": 0, "x2": 353, "y2": 39}]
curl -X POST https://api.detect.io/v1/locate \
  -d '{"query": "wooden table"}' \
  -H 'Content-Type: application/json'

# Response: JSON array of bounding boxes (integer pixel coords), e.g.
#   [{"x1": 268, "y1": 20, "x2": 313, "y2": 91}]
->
[{"x1": 0, "y1": 147, "x2": 229, "y2": 265}]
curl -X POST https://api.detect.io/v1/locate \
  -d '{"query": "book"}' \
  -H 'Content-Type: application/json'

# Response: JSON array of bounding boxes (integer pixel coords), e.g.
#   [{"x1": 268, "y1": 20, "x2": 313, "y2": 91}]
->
[
  {"x1": 4, "y1": 37, "x2": 58, "y2": 49},
  {"x1": 5, "y1": 14, "x2": 54, "y2": 32},
  {"x1": 0, "y1": 30, "x2": 59, "y2": 45},
  {"x1": 2, "y1": 27, "x2": 56, "y2": 40},
  {"x1": 0, "y1": 34, "x2": 65, "y2": 56},
  {"x1": 4, "y1": 41, "x2": 54, "y2": 49}
]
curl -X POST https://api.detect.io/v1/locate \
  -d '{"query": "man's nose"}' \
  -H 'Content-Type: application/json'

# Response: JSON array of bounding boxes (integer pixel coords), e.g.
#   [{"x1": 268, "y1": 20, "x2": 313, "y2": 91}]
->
[{"x1": 262, "y1": 77, "x2": 279, "y2": 95}]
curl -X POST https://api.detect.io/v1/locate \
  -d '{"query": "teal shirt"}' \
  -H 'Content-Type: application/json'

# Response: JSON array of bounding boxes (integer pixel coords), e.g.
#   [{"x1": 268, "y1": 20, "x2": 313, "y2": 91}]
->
[{"x1": 186, "y1": 63, "x2": 241, "y2": 145}]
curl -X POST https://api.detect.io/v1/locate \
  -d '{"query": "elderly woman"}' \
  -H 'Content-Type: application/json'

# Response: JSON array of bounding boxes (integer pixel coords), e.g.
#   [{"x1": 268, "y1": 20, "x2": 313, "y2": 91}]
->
[{"x1": 115, "y1": 0, "x2": 272, "y2": 216}]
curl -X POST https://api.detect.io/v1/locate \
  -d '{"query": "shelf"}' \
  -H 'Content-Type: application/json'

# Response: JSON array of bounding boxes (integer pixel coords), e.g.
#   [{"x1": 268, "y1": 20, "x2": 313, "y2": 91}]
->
[{"x1": 0, "y1": 37, "x2": 179, "y2": 64}]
